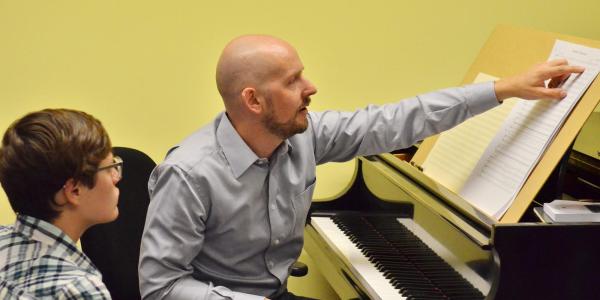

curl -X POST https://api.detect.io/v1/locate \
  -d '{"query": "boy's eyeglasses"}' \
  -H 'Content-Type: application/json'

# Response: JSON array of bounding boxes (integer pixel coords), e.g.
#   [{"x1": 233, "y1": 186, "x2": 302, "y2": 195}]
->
[{"x1": 96, "y1": 156, "x2": 123, "y2": 181}]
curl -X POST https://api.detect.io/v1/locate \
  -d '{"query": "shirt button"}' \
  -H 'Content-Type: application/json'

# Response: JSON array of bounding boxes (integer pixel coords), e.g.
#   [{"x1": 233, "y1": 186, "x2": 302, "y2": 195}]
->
[
  {"x1": 274, "y1": 239, "x2": 280, "y2": 245},
  {"x1": 271, "y1": 204, "x2": 276, "y2": 210}
]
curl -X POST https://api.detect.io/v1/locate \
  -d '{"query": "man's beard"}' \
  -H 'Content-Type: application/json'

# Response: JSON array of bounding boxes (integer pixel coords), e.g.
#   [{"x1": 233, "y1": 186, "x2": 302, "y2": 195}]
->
[{"x1": 262, "y1": 98, "x2": 309, "y2": 140}]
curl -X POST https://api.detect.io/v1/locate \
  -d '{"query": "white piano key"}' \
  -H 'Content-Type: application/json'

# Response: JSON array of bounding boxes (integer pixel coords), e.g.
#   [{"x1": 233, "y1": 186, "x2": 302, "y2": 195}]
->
[{"x1": 311, "y1": 217, "x2": 405, "y2": 300}]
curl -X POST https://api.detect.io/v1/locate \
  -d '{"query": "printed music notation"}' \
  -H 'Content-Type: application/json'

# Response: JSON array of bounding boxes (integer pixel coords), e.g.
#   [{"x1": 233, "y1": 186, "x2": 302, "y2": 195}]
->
[
  {"x1": 423, "y1": 40, "x2": 600, "y2": 219},
  {"x1": 461, "y1": 40, "x2": 600, "y2": 218}
]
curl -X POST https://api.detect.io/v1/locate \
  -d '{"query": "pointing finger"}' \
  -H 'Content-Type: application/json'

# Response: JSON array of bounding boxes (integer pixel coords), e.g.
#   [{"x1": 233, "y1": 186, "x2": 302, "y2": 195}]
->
[
  {"x1": 546, "y1": 58, "x2": 569, "y2": 66},
  {"x1": 544, "y1": 65, "x2": 585, "y2": 78}
]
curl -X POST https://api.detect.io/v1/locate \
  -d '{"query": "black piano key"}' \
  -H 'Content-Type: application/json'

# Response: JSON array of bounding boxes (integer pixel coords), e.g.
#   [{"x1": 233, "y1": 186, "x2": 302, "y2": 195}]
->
[
  {"x1": 332, "y1": 215, "x2": 484, "y2": 300},
  {"x1": 393, "y1": 281, "x2": 437, "y2": 291},
  {"x1": 401, "y1": 290, "x2": 446, "y2": 299},
  {"x1": 382, "y1": 266, "x2": 426, "y2": 275},
  {"x1": 394, "y1": 281, "x2": 437, "y2": 290}
]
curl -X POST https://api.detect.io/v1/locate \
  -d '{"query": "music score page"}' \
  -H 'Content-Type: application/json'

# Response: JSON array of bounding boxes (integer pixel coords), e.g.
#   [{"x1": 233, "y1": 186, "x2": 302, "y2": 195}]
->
[
  {"x1": 460, "y1": 40, "x2": 600, "y2": 219},
  {"x1": 422, "y1": 73, "x2": 518, "y2": 195}
]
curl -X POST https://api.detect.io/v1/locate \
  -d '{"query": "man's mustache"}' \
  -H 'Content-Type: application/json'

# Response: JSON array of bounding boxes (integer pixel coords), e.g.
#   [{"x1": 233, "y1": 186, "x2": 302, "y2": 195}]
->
[{"x1": 303, "y1": 97, "x2": 311, "y2": 107}]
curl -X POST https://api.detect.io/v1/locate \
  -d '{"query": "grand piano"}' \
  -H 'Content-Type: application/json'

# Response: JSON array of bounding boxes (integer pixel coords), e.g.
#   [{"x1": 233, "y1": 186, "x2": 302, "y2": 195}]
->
[
  {"x1": 305, "y1": 121, "x2": 600, "y2": 299},
  {"x1": 304, "y1": 27, "x2": 600, "y2": 300}
]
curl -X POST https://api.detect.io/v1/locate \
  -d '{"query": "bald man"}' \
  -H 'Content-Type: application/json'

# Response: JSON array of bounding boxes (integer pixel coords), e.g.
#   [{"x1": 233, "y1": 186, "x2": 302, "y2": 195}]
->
[{"x1": 138, "y1": 35, "x2": 583, "y2": 300}]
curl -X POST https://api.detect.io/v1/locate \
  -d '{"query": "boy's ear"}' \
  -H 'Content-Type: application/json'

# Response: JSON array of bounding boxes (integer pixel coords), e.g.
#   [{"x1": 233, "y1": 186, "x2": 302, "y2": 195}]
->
[{"x1": 59, "y1": 178, "x2": 82, "y2": 206}]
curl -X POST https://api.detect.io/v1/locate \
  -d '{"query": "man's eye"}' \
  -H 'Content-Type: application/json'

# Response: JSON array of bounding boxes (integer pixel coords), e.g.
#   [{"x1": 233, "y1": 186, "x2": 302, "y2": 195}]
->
[{"x1": 291, "y1": 75, "x2": 302, "y2": 84}]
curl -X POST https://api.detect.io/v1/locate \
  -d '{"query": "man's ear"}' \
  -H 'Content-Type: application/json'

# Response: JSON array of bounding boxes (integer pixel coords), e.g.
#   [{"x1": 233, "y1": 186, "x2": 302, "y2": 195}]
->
[{"x1": 241, "y1": 87, "x2": 263, "y2": 114}]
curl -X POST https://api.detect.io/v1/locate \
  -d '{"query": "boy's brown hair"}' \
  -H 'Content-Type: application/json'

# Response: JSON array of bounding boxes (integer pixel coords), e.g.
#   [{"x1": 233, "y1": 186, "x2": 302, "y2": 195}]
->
[{"x1": 0, "y1": 109, "x2": 112, "y2": 221}]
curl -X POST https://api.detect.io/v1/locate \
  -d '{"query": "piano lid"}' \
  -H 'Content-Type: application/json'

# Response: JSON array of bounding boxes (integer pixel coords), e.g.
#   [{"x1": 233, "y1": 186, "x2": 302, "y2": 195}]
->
[{"x1": 374, "y1": 112, "x2": 599, "y2": 233}]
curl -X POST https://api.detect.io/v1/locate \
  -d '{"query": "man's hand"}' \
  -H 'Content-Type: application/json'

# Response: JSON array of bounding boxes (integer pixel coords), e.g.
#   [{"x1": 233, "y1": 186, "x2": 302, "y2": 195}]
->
[{"x1": 494, "y1": 58, "x2": 585, "y2": 102}]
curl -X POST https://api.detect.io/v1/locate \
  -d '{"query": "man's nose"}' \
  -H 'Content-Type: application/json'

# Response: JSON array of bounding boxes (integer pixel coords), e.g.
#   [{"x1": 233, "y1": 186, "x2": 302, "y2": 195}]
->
[{"x1": 303, "y1": 79, "x2": 317, "y2": 97}]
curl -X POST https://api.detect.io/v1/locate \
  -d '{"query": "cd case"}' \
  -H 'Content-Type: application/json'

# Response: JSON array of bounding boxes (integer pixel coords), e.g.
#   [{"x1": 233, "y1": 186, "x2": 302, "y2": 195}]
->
[{"x1": 543, "y1": 200, "x2": 600, "y2": 222}]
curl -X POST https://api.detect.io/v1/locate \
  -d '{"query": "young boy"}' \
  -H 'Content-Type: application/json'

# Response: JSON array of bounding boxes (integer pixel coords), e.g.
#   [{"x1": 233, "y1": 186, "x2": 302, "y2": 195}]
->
[{"x1": 0, "y1": 109, "x2": 121, "y2": 299}]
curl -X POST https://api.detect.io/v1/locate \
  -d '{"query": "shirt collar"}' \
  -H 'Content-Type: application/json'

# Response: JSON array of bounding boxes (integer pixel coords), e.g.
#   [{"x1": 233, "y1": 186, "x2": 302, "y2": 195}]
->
[
  {"x1": 14, "y1": 214, "x2": 99, "y2": 275},
  {"x1": 274, "y1": 139, "x2": 293, "y2": 158},
  {"x1": 216, "y1": 113, "x2": 294, "y2": 178},
  {"x1": 217, "y1": 113, "x2": 260, "y2": 178},
  {"x1": 15, "y1": 214, "x2": 77, "y2": 247}
]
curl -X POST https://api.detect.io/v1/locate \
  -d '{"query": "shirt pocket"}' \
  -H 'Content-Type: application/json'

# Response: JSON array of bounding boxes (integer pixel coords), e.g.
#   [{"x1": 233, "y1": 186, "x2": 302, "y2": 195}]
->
[{"x1": 290, "y1": 179, "x2": 316, "y2": 236}]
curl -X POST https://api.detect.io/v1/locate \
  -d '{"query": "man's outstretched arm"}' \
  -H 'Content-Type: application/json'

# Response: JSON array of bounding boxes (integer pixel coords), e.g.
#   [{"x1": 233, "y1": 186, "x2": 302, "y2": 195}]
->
[{"x1": 308, "y1": 59, "x2": 585, "y2": 164}]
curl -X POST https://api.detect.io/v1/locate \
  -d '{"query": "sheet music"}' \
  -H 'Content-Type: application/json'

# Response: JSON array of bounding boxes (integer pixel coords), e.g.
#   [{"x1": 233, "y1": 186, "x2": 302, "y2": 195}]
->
[
  {"x1": 460, "y1": 40, "x2": 600, "y2": 219},
  {"x1": 422, "y1": 73, "x2": 518, "y2": 194}
]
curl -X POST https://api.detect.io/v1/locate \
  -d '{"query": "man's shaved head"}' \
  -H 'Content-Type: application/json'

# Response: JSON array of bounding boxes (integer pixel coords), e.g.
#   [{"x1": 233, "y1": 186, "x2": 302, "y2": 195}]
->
[
  {"x1": 216, "y1": 35, "x2": 297, "y2": 108},
  {"x1": 213, "y1": 35, "x2": 317, "y2": 156}
]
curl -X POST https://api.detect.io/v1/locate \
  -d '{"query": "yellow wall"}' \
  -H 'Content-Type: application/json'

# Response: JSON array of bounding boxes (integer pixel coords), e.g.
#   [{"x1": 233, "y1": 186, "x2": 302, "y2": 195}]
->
[
  {"x1": 3, "y1": 1, "x2": 599, "y2": 220},
  {"x1": 2, "y1": 0, "x2": 600, "y2": 226}
]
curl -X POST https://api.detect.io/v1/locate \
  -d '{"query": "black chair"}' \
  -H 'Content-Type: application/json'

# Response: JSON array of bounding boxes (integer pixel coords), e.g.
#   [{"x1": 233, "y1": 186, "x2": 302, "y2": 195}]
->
[
  {"x1": 290, "y1": 261, "x2": 308, "y2": 277},
  {"x1": 81, "y1": 147, "x2": 156, "y2": 300}
]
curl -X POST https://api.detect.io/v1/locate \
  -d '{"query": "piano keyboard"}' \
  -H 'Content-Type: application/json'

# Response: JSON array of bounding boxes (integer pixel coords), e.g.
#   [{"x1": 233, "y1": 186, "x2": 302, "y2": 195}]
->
[{"x1": 311, "y1": 216, "x2": 484, "y2": 300}]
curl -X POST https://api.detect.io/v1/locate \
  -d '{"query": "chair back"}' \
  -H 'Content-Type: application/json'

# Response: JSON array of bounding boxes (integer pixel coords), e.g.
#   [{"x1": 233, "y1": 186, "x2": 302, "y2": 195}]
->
[{"x1": 81, "y1": 147, "x2": 156, "y2": 300}]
